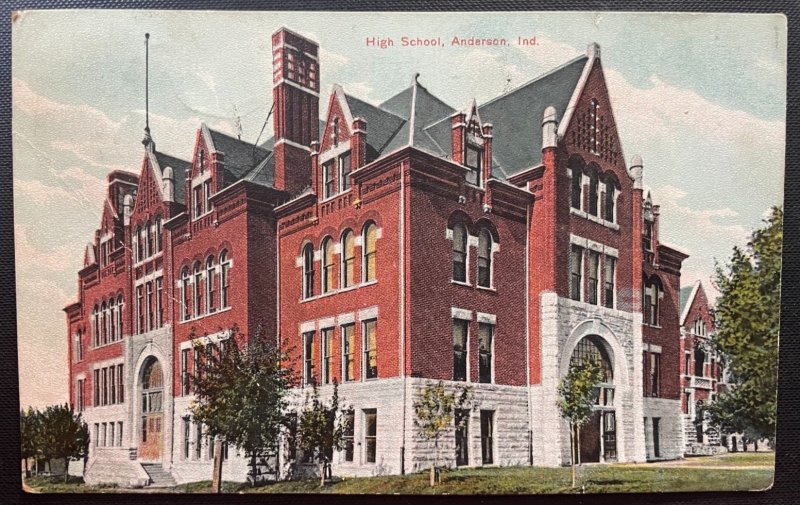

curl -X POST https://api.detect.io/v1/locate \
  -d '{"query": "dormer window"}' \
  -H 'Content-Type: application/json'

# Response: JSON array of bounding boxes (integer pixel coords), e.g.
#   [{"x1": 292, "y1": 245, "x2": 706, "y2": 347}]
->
[
  {"x1": 323, "y1": 160, "x2": 335, "y2": 199},
  {"x1": 465, "y1": 144, "x2": 482, "y2": 186},
  {"x1": 198, "y1": 149, "x2": 205, "y2": 173},
  {"x1": 332, "y1": 118, "x2": 340, "y2": 148},
  {"x1": 339, "y1": 151, "x2": 351, "y2": 192}
]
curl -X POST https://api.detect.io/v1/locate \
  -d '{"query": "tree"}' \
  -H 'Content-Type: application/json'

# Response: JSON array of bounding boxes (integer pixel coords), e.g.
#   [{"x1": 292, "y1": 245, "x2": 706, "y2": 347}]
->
[
  {"x1": 39, "y1": 404, "x2": 89, "y2": 483},
  {"x1": 557, "y1": 355, "x2": 604, "y2": 488},
  {"x1": 190, "y1": 326, "x2": 297, "y2": 488},
  {"x1": 708, "y1": 206, "x2": 781, "y2": 442},
  {"x1": 413, "y1": 381, "x2": 471, "y2": 487},
  {"x1": 20, "y1": 407, "x2": 43, "y2": 477},
  {"x1": 296, "y1": 380, "x2": 348, "y2": 486}
]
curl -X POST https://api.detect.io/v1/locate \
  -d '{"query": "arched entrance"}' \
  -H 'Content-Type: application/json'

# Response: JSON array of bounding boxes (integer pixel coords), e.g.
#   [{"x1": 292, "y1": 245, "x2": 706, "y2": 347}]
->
[
  {"x1": 138, "y1": 357, "x2": 164, "y2": 462},
  {"x1": 569, "y1": 335, "x2": 617, "y2": 463}
]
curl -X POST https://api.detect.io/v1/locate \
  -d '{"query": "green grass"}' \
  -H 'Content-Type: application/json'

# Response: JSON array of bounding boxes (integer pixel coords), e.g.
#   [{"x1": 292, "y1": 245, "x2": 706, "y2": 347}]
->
[
  {"x1": 679, "y1": 452, "x2": 774, "y2": 467},
  {"x1": 24, "y1": 475, "x2": 118, "y2": 493},
  {"x1": 25, "y1": 455, "x2": 775, "y2": 494}
]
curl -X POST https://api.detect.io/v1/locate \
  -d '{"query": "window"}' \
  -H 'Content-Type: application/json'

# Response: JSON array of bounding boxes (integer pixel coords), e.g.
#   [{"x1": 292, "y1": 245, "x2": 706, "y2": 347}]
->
[
  {"x1": 101, "y1": 302, "x2": 107, "y2": 344},
  {"x1": 342, "y1": 324, "x2": 355, "y2": 382},
  {"x1": 363, "y1": 223, "x2": 377, "y2": 282},
  {"x1": 181, "y1": 348, "x2": 190, "y2": 396},
  {"x1": 183, "y1": 418, "x2": 191, "y2": 459},
  {"x1": 339, "y1": 152, "x2": 351, "y2": 192},
  {"x1": 465, "y1": 144, "x2": 482, "y2": 187},
  {"x1": 302, "y1": 244, "x2": 315, "y2": 299},
  {"x1": 570, "y1": 165, "x2": 582, "y2": 209},
  {"x1": 92, "y1": 306, "x2": 99, "y2": 347},
  {"x1": 117, "y1": 422, "x2": 123, "y2": 446},
  {"x1": 570, "y1": 246, "x2": 583, "y2": 301},
  {"x1": 101, "y1": 367, "x2": 108, "y2": 406},
  {"x1": 363, "y1": 319, "x2": 378, "y2": 379},
  {"x1": 322, "y1": 328, "x2": 333, "y2": 385},
  {"x1": 76, "y1": 379, "x2": 85, "y2": 412},
  {"x1": 583, "y1": 251, "x2": 599, "y2": 304},
  {"x1": 644, "y1": 351, "x2": 661, "y2": 397},
  {"x1": 146, "y1": 220, "x2": 154, "y2": 257},
  {"x1": 453, "y1": 319, "x2": 468, "y2": 382},
  {"x1": 321, "y1": 237, "x2": 335, "y2": 293},
  {"x1": 604, "y1": 256, "x2": 616, "y2": 308},
  {"x1": 181, "y1": 267, "x2": 191, "y2": 320},
  {"x1": 478, "y1": 323, "x2": 493, "y2": 383},
  {"x1": 74, "y1": 331, "x2": 83, "y2": 362},
  {"x1": 589, "y1": 99, "x2": 599, "y2": 154},
  {"x1": 323, "y1": 161, "x2": 335, "y2": 199},
  {"x1": 93, "y1": 369, "x2": 99, "y2": 407},
  {"x1": 145, "y1": 282, "x2": 154, "y2": 331},
  {"x1": 342, "y1": 410, "x2": 355, "y2": 462},
  {"x1": 477, "y1": 229, "x2": 492, "y2": 288},
  {"x1": 193, "y1": 348, "x2": 202, "y2": 382},
  {"x1": 643, "y1": 220, "x2": 654, "y2": 252},
  {"x1": 194, "y1": 186, "x2": 204, "y2": 217},
  {"x1": 193, "y1": 262, "x2": 203, "y2": 317},
  {"x1": 203, "y1": 179, "x2": 213, "y2": 213},
  {"x1": 303, "y1": 331, "x2": 315, "y2": 386},
  {"x1": 155, "y1": 216, "x2": 162, "y2": 253},
  {"x1": 332, "y1": 118, "x2": 340, "y2": 147},
  {"x1": 109, "y1": 422, "x2": 115, "y2": 447},
  {"x1": 643, "y1": 277, "x2": 661, "y2": 326},
  {"x1": 117, "y1": 364, "x2": 124, "y2": 403},
  {"x1": 110, "y1": 365, "x2": 116, "y2": 404},
  {"x1": 206, "y1": 256, "x2": 216, "y2": 313},
  {"x1": 109, "y1": 300, "x2": 116, "y2": 341},
  {"x1": 452, "y1": 223, "x2": 468, "y2": 283},
  {"x1": 455, "y1": 409, "x2": 469, "y2": 466},
  {"x1": 652, "y1": 417, "x2": 661, "y2": 458},
  {"x1": 155, "y1": 277, "x2": 163, "y2": 327},
  {"x1": 220, "y1": 250, "x2": 231, "y2": 308},
  {"x1": 117, "y1": 294, "x2": 124, "y2": 338},
  {"x1": 341, "y1": 231, "x2": 355, "y2": 288},
  {"x1": 480, "y1": 410, "x2": 494, "y2": 464},
  {"x1": 604, "y1": 182, "x2": 616, "y2": 222},
  {"x1": 694, "y1": 347, "x2": 706, "y2": 377},
  {"x1": 685, "y1": 351, "x2": 691, "y2": 375},
  {"x1": 587, "y1": 169, "x2": 599, "y2": 216},
  {"x1": 364, "y1": 409, "x2": 377, "y2": 463},
  {"x1": 135, "y1": 226, "x2": 143, "y2": 262}
]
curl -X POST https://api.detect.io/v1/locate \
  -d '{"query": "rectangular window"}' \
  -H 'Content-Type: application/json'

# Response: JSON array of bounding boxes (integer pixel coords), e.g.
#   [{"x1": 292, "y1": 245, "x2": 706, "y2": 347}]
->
[
  {"x1": 364, "y1": 409, "x2": 377, "y2": 463},
  {"x1": 221, "y1": 261, "x2": 230, "y2": 308},
  {"x1": 118, "y1": 422, "x2": 123, "y2": 446},
  {"x1": 322, "y1": 328, "x2": 333, "y2": 385},
  {"x1": 183, "y1": 418, "x2": 191, "y2": 459},
  {"x1": 339, "y1": 152, "x2": 351, "y2": 192},
  {"x1": 93, "y1": 423, "x2": 98, "y2": 447},
  {"x1": 203, "y1": 179, "x2": 213, "y2": 212},
  {"x1": 684, "y1": 352, "x2": 691, "y2": 375},
  {"x1": 136, "y1": 286, "x2": 144, "y2": 334},
  {"x1": 109, "y1": 422, "x2": 115, "y2": 447},
  {"x1": 587, "y1": 251, "x2": 599, "y2": 305},
  {"x1": 110, "y1": 367, "x2": 116, "y2": 405},
  {"x1": 343, "y1": 410, "x2": 355, "y2": 462},
  {"x1": 77, "y1": 379, "x2": 85, "y2": 412},
  {"x1": 155, "y1": 277, "x2": 163, "y2": 327},
  {"x1": 141, "y1": 416, "x2": 147, "y2": 443},
  {"x1": 570, "y1": 168, "x2": 582, "y2": 209},
  {"x1": 650, "y1": 352, "x2": 661, "y2": 397},
  {"x1": 342, "y1": 324, "x2": 355, "y2": 382},
  {"x1": 465, "y1": 145, "x2": 482, "y2": 186},
  {"x1": 478, "y1": 323, "x2": 493, "y2": 384},
  {"x1": 603, "y1": 256, "x2": 615, "y2": 308},
  {"x1": 93, "y1": 369, "x2": 100, "y2": 407},
  {"x1": 101, "y1": 367, "x2": 108, "y2": 406},
  {"x1": 684, "y1": 391, "x2": 691, "y2": 414},
  {"x1": 146, "y1": 282, "x2": 154, "y2": 331},
  {"x1": 194, "y1": 270, "x2": 204, "y2": 316},
  {"x1": 117, "y1": 364, "x2": 124, "y2": 403},
  {"x1": 363, "y1": 319, "x2": 378, "y2": 379},
  {"x1": 453, "y1": 319, "x2": 468, "y2": 381},
  {"x1": 303, "y1": 331, "x2": 315, "y2": 386},
  {"x1": 652, "y1": 417, "x2": 661, "y2": 458},
  {"x1": 194, "y1": 348, "x2": 202, "y2": 382},
  {"x1": 455, "y1": 409, "x2": 469, "y2": 466},
  {"x1": 74, "y1": 333, "x2": 83, "y2": 362},
  {"x1": 480, "y1": 410, "x2": 494, "y2": 465},
  {"x1": 181, "y1": 348, "x2": 190, "y2": 396},
  {"x1": 101, "y1": 423, "x2": 106, "y2": 447},
  {"x1": 570, "y1": 245, "x2": 583, "y2": 301},
  {"x1": 207, "y1": 266, "x2": 216, "y2": 313},
  {"x1": 323, "y1": 161, "x2": 335, "y2": 198},
  {"x1": 194, "y1": 186, "x2": 204, "y2": 217},
  {"x1": 182, "y1": 276, "x2": 191, "y2": 320}
]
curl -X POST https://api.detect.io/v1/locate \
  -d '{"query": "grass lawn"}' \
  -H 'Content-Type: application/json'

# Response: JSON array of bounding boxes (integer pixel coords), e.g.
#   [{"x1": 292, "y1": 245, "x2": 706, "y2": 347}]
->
[{"x1": 25, "y1": 453, "x2": 775, "y2": 494}]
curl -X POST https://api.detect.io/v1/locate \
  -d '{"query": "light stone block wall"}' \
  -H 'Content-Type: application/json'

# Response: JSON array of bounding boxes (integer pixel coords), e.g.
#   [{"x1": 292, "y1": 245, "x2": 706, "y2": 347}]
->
[{"x1": 643, "y1": 398, "x2": 684, "y2": 461}]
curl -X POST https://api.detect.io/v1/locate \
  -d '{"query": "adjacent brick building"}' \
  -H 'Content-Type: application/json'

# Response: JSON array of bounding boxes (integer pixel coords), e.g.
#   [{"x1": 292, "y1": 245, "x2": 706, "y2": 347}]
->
[{"x1": 65, "y1": 27, "x2": 690, "y2": 486}]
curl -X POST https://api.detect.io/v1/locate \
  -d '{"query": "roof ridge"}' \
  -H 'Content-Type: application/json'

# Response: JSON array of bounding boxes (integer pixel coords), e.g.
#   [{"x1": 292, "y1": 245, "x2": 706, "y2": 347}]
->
[
  {"x1": 208, "y1": 127, "x2": 270, "y2": 152},
  {"x1": 344, "y1": 92, "x2": 407, "y2": 122},
  {"x1": 481, "y1": 54, "x2": 587, "y2": 109}
]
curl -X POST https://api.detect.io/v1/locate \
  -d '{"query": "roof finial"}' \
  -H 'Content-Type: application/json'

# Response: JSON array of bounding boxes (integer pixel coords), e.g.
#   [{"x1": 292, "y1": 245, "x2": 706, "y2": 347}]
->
[
  {"x1": 142, "y1": 32, "x2": 154, "y2": 152},
  {"x1": 412, "y1": 72, "x2": 420, "y2": 85}
]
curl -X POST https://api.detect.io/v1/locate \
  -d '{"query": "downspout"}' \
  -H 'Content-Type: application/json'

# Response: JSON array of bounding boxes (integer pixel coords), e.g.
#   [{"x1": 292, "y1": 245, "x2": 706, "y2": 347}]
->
[
  {"x1": 525, "y1": 192, "x2": 532, "y2": 465},
  {"x1": 399, "y1": 157, "x2": 408, "y2": 475}
]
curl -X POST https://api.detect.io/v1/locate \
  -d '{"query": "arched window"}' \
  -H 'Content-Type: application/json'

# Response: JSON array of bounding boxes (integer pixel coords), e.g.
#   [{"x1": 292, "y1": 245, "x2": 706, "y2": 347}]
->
[
  {"x1": 181, "y1": 266, "x2": 191, "y2": 320},
  {"x1": 302, "y1": 244, "x2": 315, "y2": 299},
  {"x1": 145, "y1": 282, "x2": 154, "y2": 331},
  {"x1": 135, "y1": 226, "x2": 143, "y2": 262},
  {"x1": 587, "y1": 167, "x2": 599, "y2": 216},
  {"x1": 101, "y1": 302, "x2": 108, "y2": 345},
  {"x1": 452, "y1": 223, "x2": 467, "y2": 283},
  {"x1": 116, "y1": 294, "x2": 124, "y2": 338},
  {"x1": 570, "y1": 159, "x2": 583, "y2": 210},
  {"x1": 570, "y1": 335, "x2": 614, "y2": 408},
  {"x1": 146, "y1": 220, "x2": 154, "y2": 258},
  {"x1": 604, "y1": 178, "x2": 618, "y2": 223},
  {"x1": 92, "y1": 305, "x2": 100, "y2": 347},
  {"x1": 206, "y1": 256, "x2": 216, "y2": 313},
  {"x1": 643, "y1": 276, "x2": 663, "y2": 326},
  {"x1": 341, "y1": 230, "x2": 355, "y2": 288},
  {"x1": 321, "y1": 237, "x2": 335, "y2": 294},
  {"x1": 363, "y1": 222, "x2": 377, "y2": 282},
  {"x1": 155, "y1": 216, "x2": 163, "y2": 253},
  {"x1": 220, "y1": 250, "x2": 231, "y2": 309},
  {"x1": 193, "y1": 261, "x2": 203, "y2": 317},
  {"x1": 109, "y1": 298, "x2": 116, "y2": 342},
  {"x1": 140, "y1": 357, "x2": 164, "y2": 446},
  {"x1": 477, "y1": 228, "x2": 493, "y2": 288}
]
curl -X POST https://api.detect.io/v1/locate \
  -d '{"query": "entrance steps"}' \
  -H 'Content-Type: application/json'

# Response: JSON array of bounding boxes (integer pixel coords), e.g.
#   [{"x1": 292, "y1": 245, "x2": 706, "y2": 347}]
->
[{"x1": 141, "y1": 463, "x2": 177, "y2": 488}]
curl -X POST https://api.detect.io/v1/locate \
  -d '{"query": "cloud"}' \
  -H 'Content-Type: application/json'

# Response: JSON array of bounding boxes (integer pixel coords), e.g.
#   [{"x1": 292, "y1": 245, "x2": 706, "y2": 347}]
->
[
  {"x1": 514, "y1": 35, "x2": 583, "y2": 74},
  {"x1": 14, "y1": 223, "x2": 75, "y2": 274},
  {"x1": 320, "y1": 47, "x2": 349, "y2": 67},
  {"x1": 13, "y1": 178, "x2": 74, "y2": 205}
]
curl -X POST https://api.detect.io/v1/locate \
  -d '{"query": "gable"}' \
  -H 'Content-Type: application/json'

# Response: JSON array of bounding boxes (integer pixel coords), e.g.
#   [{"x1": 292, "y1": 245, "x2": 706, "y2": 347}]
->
[
  {"x1": 132, "y1": 154, "x2": 165, "y2": 217},
  {"x1": 319, "y1": 88, "x2": 354, "y2": 154},
  {"x1": 681, "y1": 282, "x2": 715, "y2": 331}
]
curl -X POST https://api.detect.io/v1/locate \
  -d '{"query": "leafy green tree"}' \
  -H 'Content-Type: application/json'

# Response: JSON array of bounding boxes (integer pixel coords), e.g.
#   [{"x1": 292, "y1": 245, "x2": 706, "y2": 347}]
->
[
  {"x1": 413, "y1": 381, "x2": 471, "y2": 487},
  {"x1": 557, "y1": 356, "x2": 604, "y2": 488},
  {"x1": 296, "y1": 380, "x2": 348, "y2": 486},
  {"x1": 708, "y1": 206, "x2": 781, "y2": 442},
  {"x1": 190, "y1": 326, "x2": 297, "y2": 487},
  {"x1": 39, "y1": 404, "x2": 89, "y2": 483},
  {"x1": 20, "y1": 407, "x2": 43, "y2": 477}
]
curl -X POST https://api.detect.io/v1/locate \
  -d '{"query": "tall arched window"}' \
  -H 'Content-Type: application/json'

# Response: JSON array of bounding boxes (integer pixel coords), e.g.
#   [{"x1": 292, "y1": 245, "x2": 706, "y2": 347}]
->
[
  {"x1": 206, "y1": 256, "x2": 216, "y2": 313},
  {"x1": 321, "y1": 237, "x2": 335, "y2": 293},
  {"x1": 604, "y1": 178, "x2": 618, "y2": 223},
  {"x1": 643, "y1": 276, "x2": 662, "y2": 326},
  {"x1": 101, "y1": 301, "x2": 108, "y2": 345},
  {"x1": 117, "y1": 294, "x2": 124, "y2": 337},
  {"x1": 587, "y1": 168, "x2": 599, "y2": 216},
  {"x1": 452, "y1": 223, "x2": 467, "y2": 283},
  {"x1": 570, "y1": 159, "x2": 583, "y2": 210},
  {"x1": 109, "y1": 298, "x2": 116, "y2": 342},
  {"x1": 302, "y1": 244, "x2": 315, "y2": 299},
  {"x1": 363, "y1": 222, "x2": 377, "y2": 282},
  {"x1": 570, "y1": 335, "x2": 614, "y2": 410},
  {"x1": 220, "y1": 250, "x2": 231, "y2": 309},
  {"x1": 155, "y1": 216, "x2": 163, "y2": 253},
  {"x1": 92, "y1": 305, "x2": 100, "y2": 347},
  {"x1": 341, "y1": 230, "x2": 355, "y2": 288},
  {"x1": 181, "y1": 267, "x2": 191, "y2": 320},
  {"x1": 135, "y1": 226, "x2": 143, "y2": 262},
  {"x1": 477, "y1": 228, "x2": 493, "y2": 288},
  {"x1": 193, "y1": 261, "x2": 203, "y2": 317},
  {"x1": 146, "y1": 220, "x2": 154, "y2": 258}
]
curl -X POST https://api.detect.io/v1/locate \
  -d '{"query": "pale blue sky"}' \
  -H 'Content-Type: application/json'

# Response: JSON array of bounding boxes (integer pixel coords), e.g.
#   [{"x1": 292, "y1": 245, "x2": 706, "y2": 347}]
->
[{"x1": 12, "y1": 10, "x2": 786, "y2": 408}]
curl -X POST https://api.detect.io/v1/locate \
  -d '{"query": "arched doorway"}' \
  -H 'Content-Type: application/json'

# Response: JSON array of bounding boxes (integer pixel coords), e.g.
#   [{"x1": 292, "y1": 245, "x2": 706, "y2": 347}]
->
[
  {"x1": 569, "y1": 335, "x2": 616, "y2": 463},
  {"x1": 138, "y1": 357, "x2": 164, "y2": 462}
]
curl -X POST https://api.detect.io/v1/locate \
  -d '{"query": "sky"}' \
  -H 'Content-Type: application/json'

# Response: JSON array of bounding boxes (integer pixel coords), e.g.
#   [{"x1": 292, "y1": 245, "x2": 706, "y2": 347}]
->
[{"x1": 12, "y1": 10, "x2": 786, "y2": 409}]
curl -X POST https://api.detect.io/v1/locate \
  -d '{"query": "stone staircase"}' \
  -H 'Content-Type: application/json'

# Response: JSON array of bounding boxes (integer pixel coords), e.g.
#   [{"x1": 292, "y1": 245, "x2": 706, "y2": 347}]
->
[{"x1": 141, "y1": 463, "x2": 177, "y2": 488}]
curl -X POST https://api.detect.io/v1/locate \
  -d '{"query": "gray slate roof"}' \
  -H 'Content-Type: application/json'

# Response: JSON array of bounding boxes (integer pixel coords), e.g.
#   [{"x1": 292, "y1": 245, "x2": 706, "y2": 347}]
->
[
  {"x1": 679, "y1": 285, "x2": 694, "y2": 315},
  {"x1": 208, "y1": 129, "x2": 273, "y2": 188},
  {"x1": 154, "y1": 151, "x2": 190, "y2": 205}
]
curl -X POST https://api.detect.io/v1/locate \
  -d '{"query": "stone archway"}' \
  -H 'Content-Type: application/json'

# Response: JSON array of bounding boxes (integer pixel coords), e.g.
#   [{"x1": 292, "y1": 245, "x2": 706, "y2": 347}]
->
[{"x1": 138, "y1": 356, "x2": 164, "y2": 462}]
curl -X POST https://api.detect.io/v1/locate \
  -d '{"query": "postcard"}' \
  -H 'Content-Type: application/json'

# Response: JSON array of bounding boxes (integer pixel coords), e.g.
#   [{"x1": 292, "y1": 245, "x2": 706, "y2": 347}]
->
[{"x1": 13, "y1": 9, "x2": 784, "y2": 494}]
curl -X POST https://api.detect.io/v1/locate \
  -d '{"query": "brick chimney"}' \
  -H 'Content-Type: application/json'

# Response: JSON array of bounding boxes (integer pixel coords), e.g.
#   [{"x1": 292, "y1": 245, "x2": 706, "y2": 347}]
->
[
  {"x1": 450, "y1": 111, "x2": 466, "y2": 164},
  {"x1": 351, "y1": 117, "x2": 367, "y2": 171},
  {"x1": 272, "y1": 27, "x2": 320, "y2": 195}
]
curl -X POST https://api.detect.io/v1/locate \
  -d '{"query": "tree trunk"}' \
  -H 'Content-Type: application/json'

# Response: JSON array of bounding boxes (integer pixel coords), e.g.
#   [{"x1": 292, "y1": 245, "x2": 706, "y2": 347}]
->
[
  {"x1": 249, "y1": 453, "x2": 257, "y2": 487},
  {"x1": 211, "y1": 438, "x2": 224, "y2": 493},
  {"x1": 430, "y1": 438, "x2": 438, "y2": 487},
  {"x1": 320, "y1": 461, "x2": 325, "y2": 487},
  {"x1": 64, "y1": 458, "x2": 69, "y2": 483},
  {"x1": 571, "y1": 424, "x2": 576, "y2": 488},
  {"x1": 24, "y1": 457, "x2": 28, "y2": 479}
]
